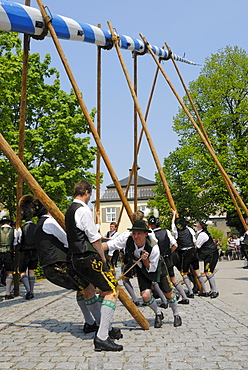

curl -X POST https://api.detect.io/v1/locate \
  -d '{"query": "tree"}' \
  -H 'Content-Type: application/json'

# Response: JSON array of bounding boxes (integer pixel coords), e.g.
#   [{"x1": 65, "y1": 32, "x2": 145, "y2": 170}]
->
[
  {"x1": 151, "y1": 46, "x2": 248, "y2": 231},
  {"x1": 0, "y1": 31, "x2": 98, "y2": 217}
]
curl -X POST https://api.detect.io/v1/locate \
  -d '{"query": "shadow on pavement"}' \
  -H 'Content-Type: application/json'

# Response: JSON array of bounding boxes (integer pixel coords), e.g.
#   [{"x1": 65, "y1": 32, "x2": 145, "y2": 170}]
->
[{"x1": 0, "y1": 288, "x2": 68, "y2": 308}]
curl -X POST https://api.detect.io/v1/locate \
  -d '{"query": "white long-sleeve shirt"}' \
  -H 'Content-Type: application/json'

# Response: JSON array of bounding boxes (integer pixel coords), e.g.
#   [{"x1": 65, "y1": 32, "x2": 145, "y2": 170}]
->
[
  {"x1": 107, "y1": 231, "x2": 159, "y2": 273},
  {"x1": 41, "y1": 215, "x2": 68, "y2": 247},
  {"x1": 73, "y1": 199, "x2": 102, "y2": 244},
  {"x1": 195, "y1": 229, "x2": 209, "y2": 249}
]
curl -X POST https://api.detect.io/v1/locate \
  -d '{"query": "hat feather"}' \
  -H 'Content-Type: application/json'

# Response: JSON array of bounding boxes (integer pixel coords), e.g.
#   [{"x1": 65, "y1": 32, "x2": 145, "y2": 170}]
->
[
  {"x1": 153, "y1": 208, "x2": 159, "y2": 218},
  {"x1": 143, "y1": 207, "x2": 151, "y2": 217}
]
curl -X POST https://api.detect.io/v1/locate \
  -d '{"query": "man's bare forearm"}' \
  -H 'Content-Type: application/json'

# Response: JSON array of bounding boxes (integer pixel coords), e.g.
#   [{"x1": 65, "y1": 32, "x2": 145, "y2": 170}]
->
[{"x1": 92, "y1": 239, "x2": 106, "y2": 263}]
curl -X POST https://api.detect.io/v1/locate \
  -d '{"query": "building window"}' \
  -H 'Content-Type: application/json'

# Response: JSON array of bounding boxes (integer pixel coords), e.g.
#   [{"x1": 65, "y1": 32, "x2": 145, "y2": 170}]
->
[
  {"x1": 106, "y1": 207, "x2": 116, "y2": 222},
  {"x1": 128, "y1": 186, "x2": 134, "y2": 198}
]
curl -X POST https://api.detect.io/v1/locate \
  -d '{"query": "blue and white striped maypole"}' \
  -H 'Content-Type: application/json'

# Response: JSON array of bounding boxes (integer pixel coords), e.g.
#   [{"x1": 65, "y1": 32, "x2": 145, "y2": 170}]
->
[{"x1": 0, "y1": 0, "x2": 196, "y2": 65}]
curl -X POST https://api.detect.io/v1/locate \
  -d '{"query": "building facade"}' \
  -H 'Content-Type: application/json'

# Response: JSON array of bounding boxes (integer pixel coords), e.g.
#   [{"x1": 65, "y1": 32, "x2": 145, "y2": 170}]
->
[{"x1": 95, "y1": 174, "x2": 156, "y2": 235}]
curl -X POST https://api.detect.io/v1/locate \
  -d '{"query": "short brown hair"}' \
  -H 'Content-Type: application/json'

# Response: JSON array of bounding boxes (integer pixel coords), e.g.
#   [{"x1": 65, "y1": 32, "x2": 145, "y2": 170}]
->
[
  {"x1": 73, "y1": 180, "x2": 92, "y2": 197},
  {"x1": 131, "y1": 210, "x2": 144, "y2": 223}
]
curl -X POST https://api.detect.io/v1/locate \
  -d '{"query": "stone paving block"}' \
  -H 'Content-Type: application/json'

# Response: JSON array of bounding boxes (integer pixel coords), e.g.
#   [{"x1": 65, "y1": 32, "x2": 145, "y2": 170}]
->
[
  {"x1": 218, "y1": 362, "x2": 243, "y2": 369},
  {"x1": 0, "y1": 362, "x2": 14, "y2": 369},
  {"x1": 122, "y1": 364, "x2": 144, "y2": 370},
  {"x1": 35, "y1": 363, "x2": 56, "y2": 369},
  {"x1": 169, "y1": 361, "x2": 194, "y2": 369}
]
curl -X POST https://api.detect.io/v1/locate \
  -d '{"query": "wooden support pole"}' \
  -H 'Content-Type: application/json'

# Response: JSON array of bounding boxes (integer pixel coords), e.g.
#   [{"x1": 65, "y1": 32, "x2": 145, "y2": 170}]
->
[
  {"x1": 165, "y1": 43, "x2": 248, "y2": 230},
  {"x1": 117, "y1": 63, "x2": 160, "y2": 227},
  {"x1": 117, "y1": 285, "x2": 149, "y2": 330},
  {"x1": 13, "y1": 0, "x2": 31, "y2": 296},
  {"x1": 95, "y1": 24, "x2": 101, "y2": 220},
  {"x1": 35, "y1": 0, "x2": 134, "y2": 221},
  {"x1": 139, "y1": 33, "x2": 248, "y2": 218},
  {"x1": 107, "y1": 21, "x2": 177, "y2": 212},
  {"x1": 133, "y1": 52, "x2": 138, "y2": 212}
]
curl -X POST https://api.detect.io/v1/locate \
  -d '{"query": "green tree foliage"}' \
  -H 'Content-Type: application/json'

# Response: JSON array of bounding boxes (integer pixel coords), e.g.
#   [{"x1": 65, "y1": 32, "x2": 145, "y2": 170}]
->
[
  {"x1": 0, "y1": 32, "x2": 98, "y2": 217},
  {"x1": 152, "y1": 46, "x2": 248, "y2": 231}
]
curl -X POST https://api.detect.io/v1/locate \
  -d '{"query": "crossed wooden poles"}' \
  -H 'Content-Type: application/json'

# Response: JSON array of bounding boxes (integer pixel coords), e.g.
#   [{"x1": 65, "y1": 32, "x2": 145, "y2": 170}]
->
[{"x1": 0, "y1": 0, "x2": 247, "y2": 330}]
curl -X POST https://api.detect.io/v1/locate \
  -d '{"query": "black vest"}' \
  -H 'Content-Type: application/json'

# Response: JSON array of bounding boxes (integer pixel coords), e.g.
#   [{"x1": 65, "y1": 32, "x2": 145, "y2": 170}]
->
[
  {"x1": 154, "y1": 228, "x2": 171, "y2": 258},
  {"x1": 0, "y1": 226, "x2": 14, "y2": 253},
  {"x1": 106, "y1": 230, "x2": 117, "y2": 238},
  {"x1": 197, "y1": 230, "x2": 217, "y2": 259},
  {"x1": 124, "y1": 235, "x2": 159, "y2": 282},
  {"x1": 65, "y1": 202, "x2": 95, "y2": 254},
  {"x1": 176, "y1": 228, "x2": 195, "y2": 250},
  {"x1": 35, "y1": 217, "x2": 68, "y2": 267},
  {"x1": 20, "y1": 222, "x2": 36, "y2": 251}
]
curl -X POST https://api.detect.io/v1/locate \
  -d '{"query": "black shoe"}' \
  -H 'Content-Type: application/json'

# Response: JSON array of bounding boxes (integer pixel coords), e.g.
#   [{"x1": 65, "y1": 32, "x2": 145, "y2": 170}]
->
[
  {"x1": 134, "y1": 300, "x2": 140, "y2": 306},
  {"x1": 186, "y1": 293, "x2": 194, "y2": 298},
  {"x1": 178, "y1": 299, "x2": 189, "y2": 305},
  {"x1": 243, "y1": 266, "x2": 248, "y2": 269},
  {"x1": 160, "y1": 302, "x2": 168, "y2": 309},
  {"x1": 210, "y1": 292, "x2": 219, "y2": 299},
  {"x1": 83, "y1": 322, "x2": 98, "y2": 334},
  {"x1": 109, "y1": 327, "x2": 123, "y2": 340},
  {"x1": 154, "y1": 312, "x2": 164, "y2": 328},
  {"x1": 174, "y1": 315, "x2": 182, "y2": 327},
  {"x1": 94, "y1": 336, "x2": 123, "y2": 352},
  {"x1": 25, "y1": 291, "x2": 34, "y2": 300},
  {"x1": 5, "y1": 294, "x2": 14, "y2": 300},
  {"x1": 197, "y1": 292, "x2": 211, "y2": 297}
]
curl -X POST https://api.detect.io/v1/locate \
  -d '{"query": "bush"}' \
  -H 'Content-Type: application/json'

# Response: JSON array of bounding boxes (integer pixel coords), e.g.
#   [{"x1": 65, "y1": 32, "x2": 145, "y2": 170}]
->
[{"x1": 34, "y1": 261, "x2": 44, "y2": 279}]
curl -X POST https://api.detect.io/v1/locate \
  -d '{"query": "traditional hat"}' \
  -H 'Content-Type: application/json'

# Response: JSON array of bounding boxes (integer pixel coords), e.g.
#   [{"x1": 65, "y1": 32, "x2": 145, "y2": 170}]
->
[
  {"x1": 148, "y1": 215, "x2": 160, "y2": 226},
  {"x1": 19, "y1": 194, "x2": 47, "y2": 219},
  {"x1": 175, "y1": 217, "x2": 187, "y2": 230},
  {"x1": 197, "y1": 220, "x2": 207, "y2": 230},
  {"x1": 0, "y1": 215, "x2": 12, "y2": 223},
  {"x1": 128, "y1": 219, "x2": 151, "y2": 233}
]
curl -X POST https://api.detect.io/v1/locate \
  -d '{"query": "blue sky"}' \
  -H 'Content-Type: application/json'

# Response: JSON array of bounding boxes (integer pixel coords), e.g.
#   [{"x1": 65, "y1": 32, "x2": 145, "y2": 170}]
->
[{"x1": 9, "y1": 0, "x2": 248, "y2": 198}]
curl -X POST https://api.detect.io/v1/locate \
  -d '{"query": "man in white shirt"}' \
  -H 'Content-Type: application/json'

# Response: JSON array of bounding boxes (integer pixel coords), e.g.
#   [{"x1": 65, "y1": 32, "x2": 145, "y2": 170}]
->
[
  {"x1": 104, "y1": 219, "x2": 182, "y2": 328},
  {"x1": 104, "y1": 222, "x2": 120, "y2": 268},
  {"x1": 195, "y1": 220, "x2": 219, "y2": 298},
  {"x1": 171, "y1": 211, "x2": 207, "y2": 298},
  {"x1": 65, "y1": 180, "x2": 123, "y2": 352}
]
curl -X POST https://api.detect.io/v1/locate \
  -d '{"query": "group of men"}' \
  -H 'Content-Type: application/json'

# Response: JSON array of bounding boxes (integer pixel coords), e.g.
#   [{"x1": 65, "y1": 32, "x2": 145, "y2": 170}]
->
[
  {"x1": 0, "y1": 213, "x2": 37, "y2": 300},
  {"x1": 1, "y1": 178, "x2": 222, "y2": 352}
]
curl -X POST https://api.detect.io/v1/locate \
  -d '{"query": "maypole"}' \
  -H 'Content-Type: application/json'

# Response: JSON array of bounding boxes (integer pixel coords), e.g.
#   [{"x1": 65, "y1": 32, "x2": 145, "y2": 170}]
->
[{"x1": 0, "y1": 0, "x2": 196, "y2": 64}]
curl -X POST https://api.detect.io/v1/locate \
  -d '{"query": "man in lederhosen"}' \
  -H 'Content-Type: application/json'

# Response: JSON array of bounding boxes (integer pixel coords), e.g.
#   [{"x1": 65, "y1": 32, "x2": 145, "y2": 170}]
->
[
  {"x1": 171, "y1": 210, "x2": 208, "y2": 298},
  {"x1": 19, "y1": 210, "x2": 38, "y2": 300},
  {"x1": 106, "y1": 219, "x2": 182, "y2": 328},
  {"x1": 65, "y1": 180, "x2": 123, "y2": 352},
  {"x1": 148, "y1": 215, "x2": 189, "y2": 305},
  {"x1": 195, "y1": 220, "x2": 219, "y2": 298}
]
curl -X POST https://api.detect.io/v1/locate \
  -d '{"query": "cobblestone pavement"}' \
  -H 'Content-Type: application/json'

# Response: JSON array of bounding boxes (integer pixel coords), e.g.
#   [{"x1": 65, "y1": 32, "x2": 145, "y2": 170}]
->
[{"x1": 0, "y1": 259, "x2": 248, "y2": 370}]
